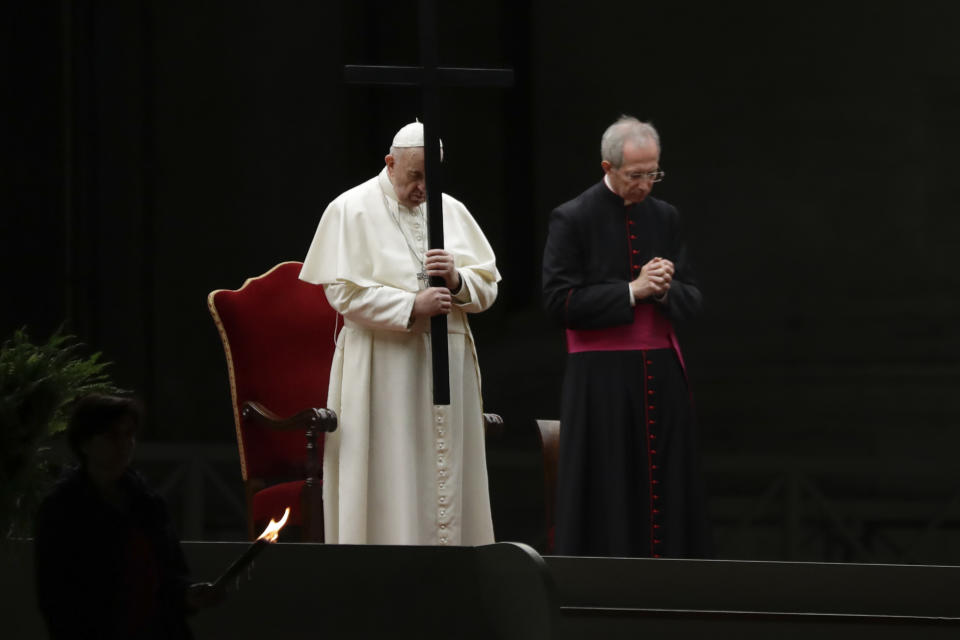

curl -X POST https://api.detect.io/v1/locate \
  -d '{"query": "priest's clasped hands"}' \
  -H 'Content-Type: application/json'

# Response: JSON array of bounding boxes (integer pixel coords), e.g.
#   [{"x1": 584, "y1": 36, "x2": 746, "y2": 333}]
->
[
  {"x1": 630, "y1": 256, "x2": 674, "y2": 302},
  {"x1": 413, "y1": 249, "x2": 462, "y2": 317}
]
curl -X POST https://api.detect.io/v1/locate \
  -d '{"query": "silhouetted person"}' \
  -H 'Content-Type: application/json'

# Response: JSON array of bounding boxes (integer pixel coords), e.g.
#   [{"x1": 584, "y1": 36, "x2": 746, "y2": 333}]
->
[{"x1": 34, "y1": 394, "x2": 219, "y2": 639}]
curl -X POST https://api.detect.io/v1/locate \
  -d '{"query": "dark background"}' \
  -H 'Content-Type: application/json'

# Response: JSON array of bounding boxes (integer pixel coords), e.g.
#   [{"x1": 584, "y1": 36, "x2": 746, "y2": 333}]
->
[{"x1": 6, "y1": 1, "x2": 960, "y2": 562}]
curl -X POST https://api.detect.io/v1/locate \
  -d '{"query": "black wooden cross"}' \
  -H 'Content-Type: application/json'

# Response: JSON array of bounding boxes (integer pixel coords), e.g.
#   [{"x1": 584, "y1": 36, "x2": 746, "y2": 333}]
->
[{"x1": 344, "y1": 0, "x2": 513, "y2": 405}]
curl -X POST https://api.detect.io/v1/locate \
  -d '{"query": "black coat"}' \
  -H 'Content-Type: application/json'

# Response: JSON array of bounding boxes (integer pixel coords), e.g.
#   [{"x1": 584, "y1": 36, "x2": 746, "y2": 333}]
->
[{"x1": 34, "y1": 467, "x2": 194, "y2": 639}]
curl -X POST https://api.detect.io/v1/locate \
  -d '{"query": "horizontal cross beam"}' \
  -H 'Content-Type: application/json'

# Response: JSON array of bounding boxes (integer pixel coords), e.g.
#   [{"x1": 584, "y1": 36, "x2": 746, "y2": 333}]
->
[{"x1": 344, "y1": 65, "x2": 514, "y2": 88}]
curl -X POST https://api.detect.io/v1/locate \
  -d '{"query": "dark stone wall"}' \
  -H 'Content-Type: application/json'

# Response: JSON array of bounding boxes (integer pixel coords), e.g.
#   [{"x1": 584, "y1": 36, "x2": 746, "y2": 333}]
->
[{"x1": 526, "y1": 2, "x2": 960, "y2": 461}]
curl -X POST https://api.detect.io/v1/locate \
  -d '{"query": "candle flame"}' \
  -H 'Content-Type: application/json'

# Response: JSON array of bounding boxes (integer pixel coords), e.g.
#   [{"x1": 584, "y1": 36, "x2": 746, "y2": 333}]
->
[{"x1": 256, "y1": 507, "x2": 291, "y2": 543}]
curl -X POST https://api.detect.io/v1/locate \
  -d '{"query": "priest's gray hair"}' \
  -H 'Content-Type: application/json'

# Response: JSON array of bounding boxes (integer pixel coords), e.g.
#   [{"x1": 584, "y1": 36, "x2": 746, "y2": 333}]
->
[{"x1": 601, "y1": 116, "x2": 660, "y2": 168}]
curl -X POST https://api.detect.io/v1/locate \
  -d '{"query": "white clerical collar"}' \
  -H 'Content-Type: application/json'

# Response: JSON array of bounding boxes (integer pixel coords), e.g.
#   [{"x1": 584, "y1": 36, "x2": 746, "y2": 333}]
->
[
  {"x1": 603, "y1": 173, "x2": 615, "y2": 192},
  {"x1": 603, "y1": 173, "x2": 636, "y2": 207},
  {"x1": 603, "y1": 172, "x2": 637, "y2": 206}
]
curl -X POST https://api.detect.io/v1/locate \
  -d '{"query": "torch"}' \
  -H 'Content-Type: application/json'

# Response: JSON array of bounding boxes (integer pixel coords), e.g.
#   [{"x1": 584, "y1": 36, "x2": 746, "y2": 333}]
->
[{"x1": 214, "y1": 507, "x2": 290, "y2": 591}]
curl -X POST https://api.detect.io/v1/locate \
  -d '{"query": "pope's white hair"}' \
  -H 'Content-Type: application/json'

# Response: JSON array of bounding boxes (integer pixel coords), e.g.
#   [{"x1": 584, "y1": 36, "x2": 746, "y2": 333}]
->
[
  {"x1": 388, "y1": 145, "x2": 444, "y2": 162},
  {"x1": 601, "y1": 116, "x2": 660, "y2": 168}
]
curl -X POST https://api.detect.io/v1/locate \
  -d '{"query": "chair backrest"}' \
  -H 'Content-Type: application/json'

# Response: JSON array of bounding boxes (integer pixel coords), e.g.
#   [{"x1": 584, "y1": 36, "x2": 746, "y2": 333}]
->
[
  {"x1": 536, "y1": 419, "x2": 560, "y2": 553},
  {"x1": 208, "y1": 262, "x2": 339, "y2": 481}
]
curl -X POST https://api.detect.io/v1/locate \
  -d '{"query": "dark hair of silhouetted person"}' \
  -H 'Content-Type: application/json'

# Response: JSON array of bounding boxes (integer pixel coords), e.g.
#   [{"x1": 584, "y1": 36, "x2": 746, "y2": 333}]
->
[{"x1": 66, "y1": 394, "x2": 143, "y2": 462}]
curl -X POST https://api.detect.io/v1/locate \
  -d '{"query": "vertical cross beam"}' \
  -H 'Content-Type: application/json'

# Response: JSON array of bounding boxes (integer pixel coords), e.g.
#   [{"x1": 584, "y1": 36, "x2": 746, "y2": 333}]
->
[
  {"x1": 419, "y1": 0, "x2": 449, "y2": 404},
  {"x1": 344, "y1": 0, "x2": 513, "y2": 404}
]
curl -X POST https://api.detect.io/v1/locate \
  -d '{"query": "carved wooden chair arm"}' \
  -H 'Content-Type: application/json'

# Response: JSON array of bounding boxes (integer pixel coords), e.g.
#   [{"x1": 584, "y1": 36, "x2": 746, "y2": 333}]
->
[
  {"x1": 241, "y1": 401, "x2": 338, "y2": 433},
  {"x1": 240, "y1": 400, "x2": 338, "y2": 512},
  {"x1": 483, "y1": 412, "x2": 505, "y2": 438}
]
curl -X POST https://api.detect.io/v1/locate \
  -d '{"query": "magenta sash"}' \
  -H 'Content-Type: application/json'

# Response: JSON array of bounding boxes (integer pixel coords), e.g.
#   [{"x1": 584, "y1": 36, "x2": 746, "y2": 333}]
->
[{"x1": 566, "y1": 304, "x2": 687, "y2": 372}]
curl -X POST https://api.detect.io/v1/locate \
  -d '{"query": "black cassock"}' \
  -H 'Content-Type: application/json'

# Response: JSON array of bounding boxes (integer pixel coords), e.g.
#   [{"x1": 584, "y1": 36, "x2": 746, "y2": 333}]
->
[{"x1": 543, "y1": 180, "x2": 712, "y2": 558}]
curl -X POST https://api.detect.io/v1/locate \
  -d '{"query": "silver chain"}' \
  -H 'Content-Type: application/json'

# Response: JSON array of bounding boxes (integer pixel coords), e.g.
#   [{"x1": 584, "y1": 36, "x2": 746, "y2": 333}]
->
[{"x1": 380, "y1": 186, "x2": 429, "y2": 284}]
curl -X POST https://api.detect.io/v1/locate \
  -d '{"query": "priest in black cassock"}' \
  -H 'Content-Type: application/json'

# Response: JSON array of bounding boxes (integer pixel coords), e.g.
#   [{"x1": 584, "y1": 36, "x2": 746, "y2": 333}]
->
[{"x1": 542, "y1": 116, "x2": 711, "y2": 558}]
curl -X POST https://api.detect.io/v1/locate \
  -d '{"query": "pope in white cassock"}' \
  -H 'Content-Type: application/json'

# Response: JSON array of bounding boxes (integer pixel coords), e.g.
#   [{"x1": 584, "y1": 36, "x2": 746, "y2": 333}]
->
[{"x1": 299, "y1": 121, "x2": 501, "y2": 546}]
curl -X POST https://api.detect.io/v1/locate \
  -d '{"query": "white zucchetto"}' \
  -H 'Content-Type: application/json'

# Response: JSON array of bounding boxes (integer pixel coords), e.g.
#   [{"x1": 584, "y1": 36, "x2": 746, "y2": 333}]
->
[{"x1": 391, "y1": 119, "x2": 443, "y2": 149}]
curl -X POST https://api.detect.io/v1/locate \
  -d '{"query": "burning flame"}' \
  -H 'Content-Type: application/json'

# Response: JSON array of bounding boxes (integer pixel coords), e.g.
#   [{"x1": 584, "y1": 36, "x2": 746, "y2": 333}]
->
[{"x1": 256, "y1": 507, "x2": 291, "y2": 543}]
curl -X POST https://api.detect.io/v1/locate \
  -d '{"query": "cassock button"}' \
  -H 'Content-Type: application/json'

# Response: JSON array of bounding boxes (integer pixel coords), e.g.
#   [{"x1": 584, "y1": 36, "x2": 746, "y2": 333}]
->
[
  {"x1": 653, "y1": 553, "x2": 661, "y2": 558},
  {"x1": 630, "y1": 235, "x2": 637, "y2": 240},
  {"x1": 648, "y1": 405, "x2": 655, "y2": 410},
  {"x1": 652, "y1": 480, "x2": 660, "y2": 485},
  {"x1": 648, "y1": 390, "x2": 655, "y2": 395},
  {"x1": 650, "y1": 449, "x2": 658, "y2": 455},
  {"x1": 632, "y1": 249, "x2": 639, "y2": 255},
  {"x1": 649, "y1": 432, "x2": 656, "y2": 437},
  {"x1": 645, "y1": 360, "x2": 653, "y2": 365},
  {"x1": 653, "y1": 494, "x2": 660, "y2": 500},
  {"x1": 652, "y1": 464, "x2": 658, "y2": 470}
]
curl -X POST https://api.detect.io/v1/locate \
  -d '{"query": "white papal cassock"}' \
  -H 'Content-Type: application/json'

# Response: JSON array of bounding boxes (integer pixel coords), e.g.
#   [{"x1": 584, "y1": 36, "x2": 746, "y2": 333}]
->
[{"x1": 299, "y1": 168, "x2": 500, "y2": 546}]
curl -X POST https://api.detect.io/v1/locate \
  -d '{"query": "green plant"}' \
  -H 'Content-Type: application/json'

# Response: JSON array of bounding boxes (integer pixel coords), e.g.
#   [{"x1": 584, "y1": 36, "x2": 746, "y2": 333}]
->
[{"x1": 0, "y1": 328, "x2": 121, "y2": 538}]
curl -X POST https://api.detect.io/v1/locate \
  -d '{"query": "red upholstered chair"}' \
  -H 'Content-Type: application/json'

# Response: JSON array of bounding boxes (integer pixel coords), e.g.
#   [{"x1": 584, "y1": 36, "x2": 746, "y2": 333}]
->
[{"x1": 208, "y1": 261, "x2": 338, "y2": 542}]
